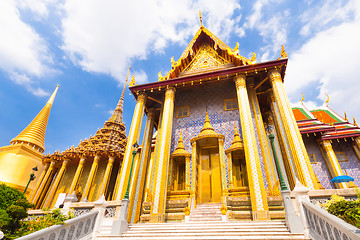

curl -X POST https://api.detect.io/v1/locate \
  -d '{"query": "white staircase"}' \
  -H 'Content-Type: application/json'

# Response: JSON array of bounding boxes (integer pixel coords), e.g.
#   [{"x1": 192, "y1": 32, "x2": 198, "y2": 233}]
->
[
  {"x1": 97, "y1": 203, "x2": 308, "y2": 240},
  {"x1": 189, "y1": 203, "x2": 222, "y2": 221},
  {"x1": 97, "y1": 221, "x2": 308, "y2": 239}
]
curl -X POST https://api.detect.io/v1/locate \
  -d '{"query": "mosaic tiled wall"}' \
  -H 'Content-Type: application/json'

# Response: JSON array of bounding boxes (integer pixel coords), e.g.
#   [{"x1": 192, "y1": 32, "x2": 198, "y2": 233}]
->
[
  {"x1": 332, "y1": 140, "x2": 360, "y2": 186},
  {"x1": 303, "y1": 135, "x2": 334, "y2": 189},
  {"x1": 170, "y1": 81, "x2": 269, "y2": 189}
]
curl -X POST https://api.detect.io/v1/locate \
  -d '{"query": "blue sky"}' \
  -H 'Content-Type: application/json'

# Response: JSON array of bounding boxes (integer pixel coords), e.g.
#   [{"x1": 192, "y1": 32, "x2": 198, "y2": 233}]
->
[{"x1": 1, "y1": 0, "x2": 360, "y2": 155}]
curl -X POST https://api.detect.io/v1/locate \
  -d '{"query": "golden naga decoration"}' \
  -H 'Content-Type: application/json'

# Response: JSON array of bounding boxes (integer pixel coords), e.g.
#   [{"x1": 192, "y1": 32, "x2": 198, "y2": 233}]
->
[
  {"x1": 129, "y1": 75, "x2": 136, "y2": 87},
  {"x1": 158, "y1": 71, "x2": 170, "y2": 81},
  {"x1": 301, "y1": 93, "x2": 305, "y2": 104},
  {"x1": 250, "y1": 52, "x2": 257, "y2": 64},
  {"x1": 325, "y1": 93, "x2": 330, "y2": 106},
  {"x1": 344, "y1": 111, "x2": 348, "y2": 122},
  {"x1": 233, "y1": 42, "x2": 239, "y2": 55},
  {"x1": 353, "y1": 117, "x2": 358, "y2": 127},
  {"x1": 280, "y1": 45, "x2": 288, "y2": 58}
]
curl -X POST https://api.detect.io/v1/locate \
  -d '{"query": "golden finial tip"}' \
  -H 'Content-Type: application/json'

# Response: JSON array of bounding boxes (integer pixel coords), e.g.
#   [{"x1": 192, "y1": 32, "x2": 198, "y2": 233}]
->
[
  {"x1": 301, "y1": 93, "x2": 304, "y2": 104},
  {"x1": 199, "y1": 10, "x2": 203, "y2": 27},
  {"x1": 325, "y1": 93, "x2": 330, "y2": 106}
]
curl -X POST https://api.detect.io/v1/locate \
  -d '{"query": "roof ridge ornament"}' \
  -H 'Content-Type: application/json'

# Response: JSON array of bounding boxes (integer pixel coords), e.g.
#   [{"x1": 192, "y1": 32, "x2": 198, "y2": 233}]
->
[
  {"x1": 325, "y1": 93, "x2": 330, "y2": 107},
  {"x1": 301, "y1": 93, "x2": 305, "y2": 104},
  {"x1": 199, "y1": 10, "x2": 203, "y2": 28},
  {"x1": 280, "y1": 45, "x2": 287, "y2": 59}
]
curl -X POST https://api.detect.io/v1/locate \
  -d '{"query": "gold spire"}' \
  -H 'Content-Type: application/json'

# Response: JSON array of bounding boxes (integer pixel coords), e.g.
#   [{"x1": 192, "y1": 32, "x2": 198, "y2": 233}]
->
[
  {"x1": 199, "y1": 10, "x2": 203, "y2": 28},
  {"x1": 109, "y1": 66, "x2": 131, "y2": 123},
  {"x1": 10, "y1": 85, "x2": 59, "y2": 152},
  {"x1": 227, "y1": 124, "x2": 244, "y2": 151},
  {"x1": 200, "y1": 110, "x2": 215, "y2": 135},
  {"x1": 172, "y1": 131, "x2": 189, "y2": 155}
]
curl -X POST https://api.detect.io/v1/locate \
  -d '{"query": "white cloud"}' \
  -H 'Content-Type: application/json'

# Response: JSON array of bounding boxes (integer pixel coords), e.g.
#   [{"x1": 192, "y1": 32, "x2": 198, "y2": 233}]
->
[
  {"x1": 17, "y1": 0, "x2": 59, "y2": 19},
  {"x1": 0, "y1": 0, "x2": 53, "y2": 96},
  {"x1": 286, "y1": 18, "x2": 360, "y2": 119},
  {"x1": 245, "y1": 0, "x2": 288, "y2": 61},
  {"x1": 60, "y1": 0, "x2": 240, "y2": 84}
]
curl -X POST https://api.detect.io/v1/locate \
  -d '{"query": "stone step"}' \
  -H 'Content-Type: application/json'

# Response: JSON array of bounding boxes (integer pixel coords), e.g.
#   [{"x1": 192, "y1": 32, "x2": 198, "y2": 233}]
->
[
  {"x1": 128, "y1": 221, "x2": 288, "y2": 227},
  {"x1": 120, "y1": 232, "x2": 307, "y2": 238},
  {"x1": 98, "y1": 236, "x2": 308, "y2": 240},
  {"x1": 125, "y1": 228, "x2": 290, "y2": 234},
  {"x1": 126, "y1": 226, "x2": 289, "y2": 231}
]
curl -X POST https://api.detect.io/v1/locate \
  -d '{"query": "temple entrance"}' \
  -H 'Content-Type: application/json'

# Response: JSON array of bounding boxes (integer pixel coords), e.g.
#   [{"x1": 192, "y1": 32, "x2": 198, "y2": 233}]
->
[
  {"x1": 198, "y1": 147, "x2": 222, "y2": 203},
  {"x1": 232, "y1": 151, "x2": 248, "y2": 188}
]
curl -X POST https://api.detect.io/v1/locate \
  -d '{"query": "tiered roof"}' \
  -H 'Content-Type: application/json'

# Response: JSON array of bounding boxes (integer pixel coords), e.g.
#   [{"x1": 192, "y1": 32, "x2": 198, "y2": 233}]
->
[{"x1": 293, "y1": 104, "x2": 360, "y2": 140}]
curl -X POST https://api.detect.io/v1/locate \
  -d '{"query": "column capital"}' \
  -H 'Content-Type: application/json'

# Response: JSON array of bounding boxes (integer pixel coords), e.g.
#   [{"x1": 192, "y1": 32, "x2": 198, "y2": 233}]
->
[
  {"x1": 267, "y1": 69, "x2": 282, "y2": 82},
  {"x1": 137, "y1": 92, "x2": 147, "y2": 102},
  {"x1": 218, "y1": 138, "x2": 224, "y2": 145},
  {"x1": 321, "y1": 139, "x2": 333, "y2": 151},
  {"x1": 165, "y1": 87, "x2": 176, "y2": 100},
  {"x1": 234, "y1": 74, "x2": 246, "y2": 88}
]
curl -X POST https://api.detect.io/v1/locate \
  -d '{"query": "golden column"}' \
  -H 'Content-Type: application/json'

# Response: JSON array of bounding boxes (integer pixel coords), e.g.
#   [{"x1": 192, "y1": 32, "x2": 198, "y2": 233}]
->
[
  {"x1": 98, "y1": 154, "x2": 115, "y2": 197},
  {"x1": 115, "y1": 92, "x2": 147, "y2": 200},
  {"x1": 268, "y1": 93, "x2": 297, "y2": 189},
  {"x1": 234, "y1": 75, "x2": 270, "y2": 220},
  {"x1": 185, "y1": 155, "x2": 191, "y2": 191},
  {"x1": 247, "y1": 79, "x2": 277, "y2": 195},
  {"x1": 32, "y1": 160, "x2": 56, "y2": 206},
  {"x1": 226, "y1": 152, "x2": 233, "y2": 188},
  {"x1": 353, "y1": 137, "x2": 360, "y2": 160},
  {"x1": 29, "y1": 163, "x2": 49, "y2": 202},
  {"x1": 191, "y1": 141, "x2": 197, "y2": 195},
  {"x1": 82, "y1": 154, "x2": 100, "y2": 201},
  {"x1": 150, "y1": 87, "x2": 175, "y2": 223},
  {"x1": 43, "y1": 158, "x2": 69, "y2": 208},
  {"x1": 268, "y1": 69, "x2": 318, "y2": 189},
  {"x1": 218, "y1": 138, "x2": 228, "y2": 194},
  {"x1": 129, "y1": 109, "x2": 155, "y2": 223},
  {"x1": 321, "y1": 140, "x2": 347, "y2": 189},
  {"x1": 68, "y1": 154, "x2": 86, "y2": 195}
]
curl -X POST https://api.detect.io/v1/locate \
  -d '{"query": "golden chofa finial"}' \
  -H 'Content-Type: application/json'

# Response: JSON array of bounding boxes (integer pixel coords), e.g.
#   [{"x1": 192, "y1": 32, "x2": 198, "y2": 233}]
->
[
  {"x1": 281, "y1": 45, "x2": 288, "y2": 58},
  {"x1": 233, "y1": 42, "x2": 239, "y2": 55},
  {"x1": 300, "y1": 93, "x2": 305, "y2": 104},
  {"x1": 344, "y1": 111, "x2": 348, "y2": 121},
  {"x1": 171, "y1": 57, "x2": 176, "y2": 68},
  {"x1": 325, "y1": 93, "x2": 330, "y2": 106},
  {"x1": 250, "y1": 52, "x2": 257, "y2": 64},
  {"x1": 199, "y1": 10, "x2": 203, "y2": 28},
  {"x1": 129, "y1": 75, "x2": 136, "y2": 87},
  {"x1": 158, "y1": 71, "x2": 164, "y2": 81},
  {"x1": 353, "y1": 117, "x2": 358, "y2": 127}
]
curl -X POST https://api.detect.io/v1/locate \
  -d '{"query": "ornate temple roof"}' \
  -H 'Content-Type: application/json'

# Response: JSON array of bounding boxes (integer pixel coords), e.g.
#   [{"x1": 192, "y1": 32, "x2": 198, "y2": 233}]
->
[
  {"x1": 293, "y1": 103, "x2": 360, "y2": 140},
  {"x1": 43, "y1": 74, "x2": 129, "y2": 163},
  {"x1": 10, "y1": 85, "x2": 59, "y2": 153},
  {"x1": 191, "y1": 110, "x2": 224, "y2": 144}
]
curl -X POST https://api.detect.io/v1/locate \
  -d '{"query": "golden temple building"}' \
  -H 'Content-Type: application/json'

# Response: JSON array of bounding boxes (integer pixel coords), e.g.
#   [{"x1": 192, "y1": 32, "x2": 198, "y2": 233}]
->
[{"x1": 10, "y1": 19, "x2": 360, "y2": 226}]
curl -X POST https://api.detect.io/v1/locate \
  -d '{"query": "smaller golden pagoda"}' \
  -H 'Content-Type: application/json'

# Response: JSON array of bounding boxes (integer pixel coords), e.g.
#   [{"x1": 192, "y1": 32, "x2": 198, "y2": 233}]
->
[{"x1": 0, "y1": 86, "x2": 59, "y2": 194}]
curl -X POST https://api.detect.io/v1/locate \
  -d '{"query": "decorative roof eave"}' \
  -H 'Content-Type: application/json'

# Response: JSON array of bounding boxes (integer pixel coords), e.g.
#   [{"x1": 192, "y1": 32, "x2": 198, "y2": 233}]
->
[
  {"x1": 190, "y1": 133, "x2": 225, "y2": 143},
  {"x1": 130, "y1": 58, "x2": 287, "y2": 96},
  {"x1": 322, "y1": 133, "x2": 360, "y2": 140}
]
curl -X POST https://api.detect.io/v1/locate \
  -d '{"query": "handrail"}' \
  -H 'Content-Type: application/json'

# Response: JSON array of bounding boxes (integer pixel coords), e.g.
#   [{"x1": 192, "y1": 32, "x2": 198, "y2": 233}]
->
[
  {"x1": 17, "y1": 210, "x2": 99, "y2": 240},
  {"x1": 301, "y1": 200, "x2": 360, "y2": 240}
]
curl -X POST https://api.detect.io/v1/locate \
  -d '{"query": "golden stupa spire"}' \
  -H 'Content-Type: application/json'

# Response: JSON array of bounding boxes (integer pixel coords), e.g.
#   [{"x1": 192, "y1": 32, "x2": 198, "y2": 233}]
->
[
  {"x1": 200, "y1": 109, "x2": 215, "y2": 134},
  {"x1": 109, "y1": 65, "x2": 131, "y2": 123},
  {"x1": 10, "y1": 85, "x2": 59, "y2": 152}
]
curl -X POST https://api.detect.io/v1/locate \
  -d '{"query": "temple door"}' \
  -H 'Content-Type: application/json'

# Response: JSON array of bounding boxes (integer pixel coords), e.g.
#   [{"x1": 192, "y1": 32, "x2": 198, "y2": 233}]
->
[{"x1": 198, "y1": 147, "x2": 222, "y2": 203}]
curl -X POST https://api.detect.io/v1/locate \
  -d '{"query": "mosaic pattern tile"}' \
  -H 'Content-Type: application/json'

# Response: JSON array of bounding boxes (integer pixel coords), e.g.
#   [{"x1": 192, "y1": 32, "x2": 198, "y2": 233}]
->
[
  {"x1": 303, "y1": 136, "x2": 334, "y2": 189},
  {"x1": 169, "y1": 81, "x2": 268, "y2": 189},
  {"x1": 332, "y1": 140, "x2": 360, "y2": 186}
]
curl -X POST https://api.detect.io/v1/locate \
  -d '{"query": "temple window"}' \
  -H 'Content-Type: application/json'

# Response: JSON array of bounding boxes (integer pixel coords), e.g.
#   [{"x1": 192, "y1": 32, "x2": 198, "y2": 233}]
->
[
  {"x1": 335, "y1": 152, "x2": 348, "y2": 162},
  {"x1": 224, "y1": 99, "x2": 238, "y2": 111},
  {"x1": 176, "y1": 106, "x2": 189, "y2": 118},
  {"x1": 309, "y1": 154, "x2": 317, "y2": 164}
]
